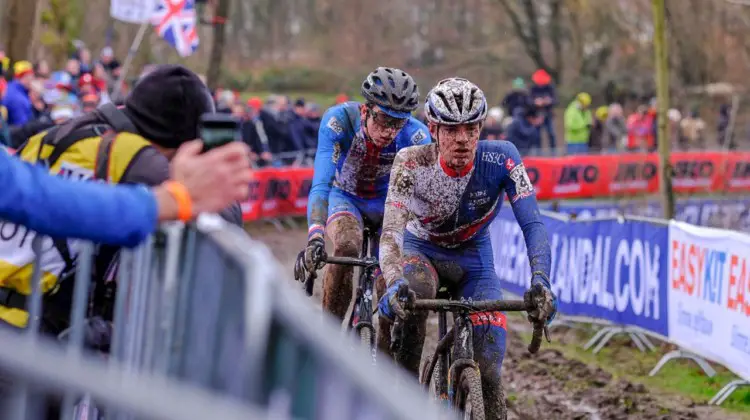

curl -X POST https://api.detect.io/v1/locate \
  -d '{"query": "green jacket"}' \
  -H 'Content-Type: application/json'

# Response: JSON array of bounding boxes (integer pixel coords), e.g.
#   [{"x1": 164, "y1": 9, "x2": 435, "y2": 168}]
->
[{"x1": 564, "y1": 101, "x2": 593, "y2": 144}]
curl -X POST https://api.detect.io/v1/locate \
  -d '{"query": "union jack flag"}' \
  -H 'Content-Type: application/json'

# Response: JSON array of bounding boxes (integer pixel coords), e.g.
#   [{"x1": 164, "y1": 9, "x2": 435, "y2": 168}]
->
[{"x1": 150, "y1": 0, "x2": 199, "y2": 57}]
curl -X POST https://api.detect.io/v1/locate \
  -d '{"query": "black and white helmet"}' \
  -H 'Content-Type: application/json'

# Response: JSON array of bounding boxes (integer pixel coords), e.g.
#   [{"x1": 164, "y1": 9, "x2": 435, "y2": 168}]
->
[
  {"x1": 361, "y1": 67, "x2": 420, "y2": 117},
  {"x1": 424, "y1": 78, "x2": 488, "y2": 125}
]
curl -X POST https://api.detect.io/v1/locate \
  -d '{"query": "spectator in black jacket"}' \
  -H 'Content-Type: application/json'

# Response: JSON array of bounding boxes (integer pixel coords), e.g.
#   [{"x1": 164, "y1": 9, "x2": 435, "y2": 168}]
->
[
  {"x1": 304, "y1": 103, "x2": 322, "y2": 149},
  {"x1": 530, "y1": 69, "x2": 558, "y2": 151},
  {"x1": 505, "y1": 104, "x2": 543, "y2": 156},
  {"x1": 501, "y1": 78, "x2": 529, "y2": 118},
  {"x1": 238, "y1": 99, "x2": 273, "y2": 167}
]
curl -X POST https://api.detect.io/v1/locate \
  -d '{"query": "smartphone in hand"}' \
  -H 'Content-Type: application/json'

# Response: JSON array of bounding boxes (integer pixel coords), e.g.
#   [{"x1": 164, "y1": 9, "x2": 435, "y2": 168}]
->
[{"x1": 199, "y1": 113, "x2": 241, "y2": 153}]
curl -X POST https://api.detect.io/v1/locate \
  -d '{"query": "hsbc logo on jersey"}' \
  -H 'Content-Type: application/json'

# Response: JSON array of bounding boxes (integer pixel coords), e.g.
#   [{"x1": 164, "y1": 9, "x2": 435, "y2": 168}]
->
[
  {"x1": 509, "y1": 164, "x2": 534, "y2": 202},
  {"x1": 505, "y1": 158, "x2": 515, "y2": 170},
  {"x1": 481, "y1": 151, "x2": 506, "y2": 166}
]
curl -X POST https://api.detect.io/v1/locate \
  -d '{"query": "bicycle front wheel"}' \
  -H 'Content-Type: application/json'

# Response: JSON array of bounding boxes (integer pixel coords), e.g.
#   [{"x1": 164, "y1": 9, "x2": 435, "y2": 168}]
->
[{"x1": 456, "y1": 368, "x2": 485, "y2": 420}]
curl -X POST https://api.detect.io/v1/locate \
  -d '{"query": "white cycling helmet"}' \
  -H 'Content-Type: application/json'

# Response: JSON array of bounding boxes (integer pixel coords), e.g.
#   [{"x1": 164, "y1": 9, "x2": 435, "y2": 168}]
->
[{"x1": 424, "y1": 78, "x2": 488, "y2": 125}]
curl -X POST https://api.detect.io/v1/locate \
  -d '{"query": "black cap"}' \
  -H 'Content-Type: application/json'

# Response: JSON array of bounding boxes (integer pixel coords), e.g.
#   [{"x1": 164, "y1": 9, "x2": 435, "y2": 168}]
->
[
  {"x1": 295, "y1": 98, "x2": 305, "y2": 107},
  {"x1": 123, "y1": 64, "x2": 214, "y2": 149}
]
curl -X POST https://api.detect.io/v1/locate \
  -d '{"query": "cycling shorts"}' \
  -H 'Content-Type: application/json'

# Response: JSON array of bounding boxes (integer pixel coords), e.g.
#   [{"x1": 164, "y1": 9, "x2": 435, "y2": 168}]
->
[{"x1": 327, "y1": 187, "x2": 385, "y2": 231}]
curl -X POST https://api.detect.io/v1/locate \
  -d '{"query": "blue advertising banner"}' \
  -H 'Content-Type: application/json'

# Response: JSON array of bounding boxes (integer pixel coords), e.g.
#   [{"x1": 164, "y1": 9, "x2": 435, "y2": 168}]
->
[{"x1": 491, "y1": 207, "x2": 670, "y2": 336}]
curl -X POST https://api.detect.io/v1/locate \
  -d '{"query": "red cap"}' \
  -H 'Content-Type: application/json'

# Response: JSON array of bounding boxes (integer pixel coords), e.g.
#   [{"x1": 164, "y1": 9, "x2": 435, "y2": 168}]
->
[
  {"x1": 531, "y1": 69, "x2": 551, "y2": 85},
  {"x1": 335, "y1": 93, "x2": 348, "y2": 104},
  {"x1": 246, "y1": 96, "x2": 262, "y2": 110}
]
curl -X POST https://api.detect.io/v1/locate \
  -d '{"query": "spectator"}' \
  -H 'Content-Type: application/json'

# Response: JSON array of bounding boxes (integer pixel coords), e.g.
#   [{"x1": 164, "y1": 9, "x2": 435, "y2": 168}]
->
[
  {"x1": 604, "y1": 103, "x2": 627, "y2": 152},
  {"x1": 29, "y1": 79, "x2": 48, "y2": 119},
  {"x1": 717, "y1": 103, "x2": 732, "y2": 149},
  {"x1": 81, "y1": 93, "x2": 99, "y2": 114},
  {"x1": 50, "y1": 103, "x2": 74, "y2": 125},
  {"x1": 2, "y1": 60, "x2": 36, "y2": 127},
  {"x1": 0, "y1": 47, "x2": 8, "y2": 77},
  {"x1": 65, "y1": 58, "x2": 82, "y2": 85},
  {"x1": 261, "y1": 95, "x2": 293, "y2": 159},
  {"x1": 679, "y1": 109, "x2": 706, "y2": 151},
  {"x1": 304, "y1": 103, "x2": 322, "y2": 149},
  {"x1": 334, "y1": 93, "x2": 349, "y2": 105},
  {"x1": 215, "y1": 89, "x2": 235, "y2": 113},
  {"x1": 588, "y1": 106, "x2": 609, "y2": 152},
  {"x1": 0, "y1": 79, "x2": 9, "y2": 146},
  {"x1": 481, "y1": 107, "x2": 504, "y2": 140},
  {"x1": 78, "y1": 48, "x2": 92, "y2": 74},
  {"x1": 626, "y1": 105, "x2": 654, "y2": 152},
  {"x1": 287, "y1": 98, "x2": 315, "y2": 159},
  {"x1": 240, "y1": 97, "x2": 273, "y2": 166},
  {"x1": 501, "y1": 78, "x2": 528, "y2": 119},
  {"x1": 505, "y1": 104, "x2": 543, "y2": 155},
  {"x1": 99, "y1": 47, "x2": 121, "y2": 76},
  {"x1": 34, "y1": 60, "x2": 51, "y2": 80},
  {"x1": 563, "y1": 92, "x2": 593, "y2": 155},
  {"x1": 529, "y1": 69, "x2": 558, "y2": 151}
]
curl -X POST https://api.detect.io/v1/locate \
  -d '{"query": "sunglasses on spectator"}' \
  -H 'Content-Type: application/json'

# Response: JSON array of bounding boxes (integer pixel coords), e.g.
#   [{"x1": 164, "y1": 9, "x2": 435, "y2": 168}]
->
[{"x1": 366, "y1": 104, "x2": 407, "y2": 130}]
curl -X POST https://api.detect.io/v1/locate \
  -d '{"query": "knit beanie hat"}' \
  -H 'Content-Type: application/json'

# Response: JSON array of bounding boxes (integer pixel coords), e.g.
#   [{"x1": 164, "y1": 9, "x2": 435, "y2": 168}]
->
[{"x1": 123, "y1": 64, "x2": 214, "y2": 149}]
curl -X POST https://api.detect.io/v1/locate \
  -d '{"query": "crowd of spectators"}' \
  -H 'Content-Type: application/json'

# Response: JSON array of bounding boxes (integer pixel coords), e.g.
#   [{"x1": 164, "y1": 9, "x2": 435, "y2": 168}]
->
[
  {"x1": 213, "y1": 91, "x2": 329, "y2": 168},
  {"x1": 490, "y1": 68, "x2": 735, "y2": 157},
  {"x1": 1, "y1": 46, "x2": 736, "y2": 163},
  {"x1": 0, "y1": 42, "x2": 124, "y2": 149}
]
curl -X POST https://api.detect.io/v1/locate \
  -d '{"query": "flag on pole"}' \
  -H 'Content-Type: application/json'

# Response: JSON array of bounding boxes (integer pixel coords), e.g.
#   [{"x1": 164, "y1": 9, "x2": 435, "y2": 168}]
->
[
  {"x1": 110, "y1": 0, "x2": 159, "y2": 24},
  {"x1": 150, "y1": 0, "x2": 200, "y2": 57}
]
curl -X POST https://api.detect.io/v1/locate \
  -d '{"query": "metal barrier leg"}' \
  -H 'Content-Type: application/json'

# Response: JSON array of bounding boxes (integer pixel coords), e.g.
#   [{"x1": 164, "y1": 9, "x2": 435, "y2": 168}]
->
[
  {"x1": 635, "y1": 332, "x2": 657, "y2": 351},
  {"x1": 583, "y1": 326, "x2": 613, "y2": 350},
  {"x1": 592, "y1": 327, "x2": 625, "y2": 354},
  {"x1": 627, "y1": 331, "x2": 647, "y2": 352},
  {"x1": 710, "y1": 380, "x2": 750, "y2": 405},
  {"x1": 648, "y1": 350, "x2": 716, "y2": 378}
]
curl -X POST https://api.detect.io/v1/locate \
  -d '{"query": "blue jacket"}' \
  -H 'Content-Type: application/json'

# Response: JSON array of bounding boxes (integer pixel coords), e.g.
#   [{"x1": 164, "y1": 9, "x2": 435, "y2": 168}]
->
[
  {"x1": 529, "y1": 84, "x2": 558, "y2": 112},
  {"x1": 0, "y1": 150, "x2": 157, "y2": 247},
  {"x1": 505, "y1": 110, "x2": 541, "y2": 154},
  {"x1": 2, "y1": 81, "x2": 34, "y2": 127}
]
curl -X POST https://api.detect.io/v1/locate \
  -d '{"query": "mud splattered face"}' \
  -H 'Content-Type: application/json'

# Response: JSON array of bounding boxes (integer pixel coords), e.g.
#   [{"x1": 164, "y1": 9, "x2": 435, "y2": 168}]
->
[
  {"x1": 360, "y1": 104, "x2": 407, "y2": 147},
  {"x1": 430, "y1": 122, "x2": 482, "y2": 170}
]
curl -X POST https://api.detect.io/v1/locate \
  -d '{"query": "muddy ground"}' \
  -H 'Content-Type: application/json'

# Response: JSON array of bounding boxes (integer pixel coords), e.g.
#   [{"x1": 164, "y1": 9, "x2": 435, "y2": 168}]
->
[{"x1": 247, "y1": 222, "x2": 749, "y2": 420}]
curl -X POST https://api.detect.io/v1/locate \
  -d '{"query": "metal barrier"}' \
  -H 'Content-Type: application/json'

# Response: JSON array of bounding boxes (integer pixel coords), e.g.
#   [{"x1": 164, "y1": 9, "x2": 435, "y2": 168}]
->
[{"x1": 0, "y1": 214, "x2": 455, "y2": 419}]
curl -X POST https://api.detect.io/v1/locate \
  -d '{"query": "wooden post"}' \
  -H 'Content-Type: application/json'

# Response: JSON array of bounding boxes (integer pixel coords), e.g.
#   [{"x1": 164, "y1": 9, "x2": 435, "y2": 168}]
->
[
  {"x1": 206, "y1": 0, "x2": 230, "y2": 90},
  {"x1": 652, "y1": 0, "x2": 675, "y2": 219}
]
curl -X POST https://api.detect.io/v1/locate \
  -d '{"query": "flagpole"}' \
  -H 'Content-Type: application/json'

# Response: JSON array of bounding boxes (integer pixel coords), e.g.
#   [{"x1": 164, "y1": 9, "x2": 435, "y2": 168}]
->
[{"x1": 112, "y1": 21, "x2": 150, "y2": 102}]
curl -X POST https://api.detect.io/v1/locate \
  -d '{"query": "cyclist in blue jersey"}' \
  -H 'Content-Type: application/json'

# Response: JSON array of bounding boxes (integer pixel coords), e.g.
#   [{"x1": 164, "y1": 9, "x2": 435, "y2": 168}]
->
[
  {"x1": 377, "y1": 78, "x2": 557, "y2": 419},
  {"x1": 297, "y1": 67, "x2": 431, "y2": 320}
]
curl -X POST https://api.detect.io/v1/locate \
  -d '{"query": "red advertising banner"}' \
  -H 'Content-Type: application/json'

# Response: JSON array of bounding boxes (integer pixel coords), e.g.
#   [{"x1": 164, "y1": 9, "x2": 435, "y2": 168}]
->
[{"x1": 240, "y1": 151, "x2": 750, "y2": 221}]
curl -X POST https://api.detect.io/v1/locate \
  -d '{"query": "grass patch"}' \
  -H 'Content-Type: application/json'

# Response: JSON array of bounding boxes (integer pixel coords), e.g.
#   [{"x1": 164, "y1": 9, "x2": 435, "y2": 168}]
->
[{"x1": 515, "y1": 318, "x2": 750, "y2": 415}]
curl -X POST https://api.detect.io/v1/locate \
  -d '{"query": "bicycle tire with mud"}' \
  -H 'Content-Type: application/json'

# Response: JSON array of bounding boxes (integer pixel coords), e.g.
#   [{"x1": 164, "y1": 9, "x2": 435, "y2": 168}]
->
[{"x1": 456, "y1": 368, "x2": 485, "y2": 420}]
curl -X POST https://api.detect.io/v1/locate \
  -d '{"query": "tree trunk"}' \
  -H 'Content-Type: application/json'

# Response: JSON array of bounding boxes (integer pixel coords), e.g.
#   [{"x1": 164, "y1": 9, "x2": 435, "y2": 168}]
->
[
  {"x1": 206, "y1": 0, "x2": 230, "y2": 89},
  {"x1": 4, "y1": 0, "x2": 42, "y2": 63}
]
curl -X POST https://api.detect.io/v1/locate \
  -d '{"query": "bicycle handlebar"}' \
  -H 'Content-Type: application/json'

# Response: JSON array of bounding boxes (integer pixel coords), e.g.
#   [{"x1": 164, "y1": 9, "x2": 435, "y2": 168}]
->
[
  {"x1": 323, "y1": 256, "x2": 378, "y2": 267},
  {"x1": 400, "y1": 298, "x2": 549, "y2": 354},
  {"x1": 404, "y1": 299, "x2": 529, "y2": 312}
]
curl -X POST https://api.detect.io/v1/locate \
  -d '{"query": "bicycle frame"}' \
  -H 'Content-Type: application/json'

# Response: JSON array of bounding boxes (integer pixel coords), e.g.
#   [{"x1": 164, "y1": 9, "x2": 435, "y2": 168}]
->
[{"x1": 346, "y1": 226, "x2": 377, "y2": 352}]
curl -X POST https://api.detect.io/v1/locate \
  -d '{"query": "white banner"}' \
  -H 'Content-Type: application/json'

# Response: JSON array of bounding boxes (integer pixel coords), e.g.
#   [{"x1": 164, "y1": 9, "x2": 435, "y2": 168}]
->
[
  {"x1": 110, "y1": 0, "x2": 158, "y2": 23},
  {"x1": 668, "y1": 221, "x2": 750, "y2": 381}
]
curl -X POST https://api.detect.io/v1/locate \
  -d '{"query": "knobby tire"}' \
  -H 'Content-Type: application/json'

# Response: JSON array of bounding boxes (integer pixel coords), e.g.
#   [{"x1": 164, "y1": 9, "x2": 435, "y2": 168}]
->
[{"x1": 457, "y1": 368, "x2": 485, "y2": 420}]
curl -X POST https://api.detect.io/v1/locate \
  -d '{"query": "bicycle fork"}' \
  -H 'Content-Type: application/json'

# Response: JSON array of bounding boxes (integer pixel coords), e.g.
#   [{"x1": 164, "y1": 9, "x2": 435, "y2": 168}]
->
[{"x1": 448, "y1": 314, "x2": 477, "y2": 403}]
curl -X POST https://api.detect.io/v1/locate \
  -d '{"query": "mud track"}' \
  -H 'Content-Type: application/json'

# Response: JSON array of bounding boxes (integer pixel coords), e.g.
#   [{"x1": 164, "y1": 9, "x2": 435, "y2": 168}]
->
[{"x1": 248, "y1": 223, "x2": 746, "y2": 420}]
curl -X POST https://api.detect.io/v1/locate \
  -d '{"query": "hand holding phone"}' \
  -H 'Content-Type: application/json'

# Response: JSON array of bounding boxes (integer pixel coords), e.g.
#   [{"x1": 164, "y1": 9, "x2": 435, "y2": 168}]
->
[{"x1": 199, "y1": 113, "x2": 241, "y2": 153}]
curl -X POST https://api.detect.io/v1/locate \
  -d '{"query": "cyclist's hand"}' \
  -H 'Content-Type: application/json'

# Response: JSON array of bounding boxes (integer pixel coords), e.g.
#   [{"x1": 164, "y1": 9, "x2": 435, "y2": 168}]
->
[
  {"x1": 303, "y1": 237, "x2": 327, "y2": 272},
  {"x1": 524, "y1": 274, "x2": 558, "y2": 325},
  {"x1": 378, "y1": 279, "x2": 413, "y2": 322}
]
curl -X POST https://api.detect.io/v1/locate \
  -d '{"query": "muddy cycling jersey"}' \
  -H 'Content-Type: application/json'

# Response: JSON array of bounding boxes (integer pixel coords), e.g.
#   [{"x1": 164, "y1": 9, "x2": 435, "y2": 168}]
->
[
  {"x1": 379, "y1": 140, "x2": 551, "y2": 286},
  {"x1": 306, "y1": 102, "x2": 430, "y2": 238}
]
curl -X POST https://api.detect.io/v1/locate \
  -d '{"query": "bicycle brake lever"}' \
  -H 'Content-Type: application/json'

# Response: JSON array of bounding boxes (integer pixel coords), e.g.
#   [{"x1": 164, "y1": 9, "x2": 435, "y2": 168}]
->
[{"x1": 544, "y1": 326, "x2": 551, "y2": 343}]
